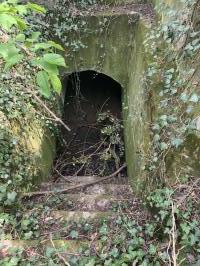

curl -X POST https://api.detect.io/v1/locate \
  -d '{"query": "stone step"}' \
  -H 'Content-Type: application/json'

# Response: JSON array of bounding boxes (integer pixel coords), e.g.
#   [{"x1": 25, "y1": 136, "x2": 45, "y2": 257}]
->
[
  {"x1": 52, "y1": 174, "x2": 128, "y2": 185},
  {"x1": 38, "y1": 183, "x2": 132, "y2": 196},
  {"x1": 1, "y1": 239, "x2": 89, "y2": 255},
  {"x1": 50, "y1": 210, "x2": 113, "y2": 222},
  {"x1": 25, "y1": 193, "x2": 139, "y2": 211}
]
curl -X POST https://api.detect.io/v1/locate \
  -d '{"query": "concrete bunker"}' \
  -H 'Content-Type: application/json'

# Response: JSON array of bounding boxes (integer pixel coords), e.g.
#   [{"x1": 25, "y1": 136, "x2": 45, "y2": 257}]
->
[{"x1": 54, "y1": 70, "x2": 127, "y2": 180}]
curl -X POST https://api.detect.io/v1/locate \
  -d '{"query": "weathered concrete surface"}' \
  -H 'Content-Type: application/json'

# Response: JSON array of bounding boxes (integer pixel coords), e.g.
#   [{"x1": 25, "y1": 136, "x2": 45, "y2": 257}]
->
[
  {"x1": 0, "y1": 112, "x2": 55, "y2": 191},
  {"x1": 26, "y1": 124, "x2": 55, "y2": 184},
  {"x1": 150, "y1": 0, "x2": 200, "y2": 184},
  {"x1": 57, "y1": 13, "x2": 150, "y2": 193},
  {"x1": 22, "y1": 0, "x2": 147, "y2": 9},
  {"x1": 12, "y1": 120, "x2": 55, "y2": 187}
]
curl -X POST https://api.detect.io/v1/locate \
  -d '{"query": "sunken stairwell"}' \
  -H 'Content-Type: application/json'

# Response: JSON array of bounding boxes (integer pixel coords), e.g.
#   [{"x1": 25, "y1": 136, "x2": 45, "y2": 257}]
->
[
  {"x1": 1, "y1": 1, "x2": 153, "y2": 258},
  {"x1": 2, "y1": 175, "x2": 143, "y2": 259},
  {"x1": 1, "y1": 67, "x2": 141, "y2": 259}
]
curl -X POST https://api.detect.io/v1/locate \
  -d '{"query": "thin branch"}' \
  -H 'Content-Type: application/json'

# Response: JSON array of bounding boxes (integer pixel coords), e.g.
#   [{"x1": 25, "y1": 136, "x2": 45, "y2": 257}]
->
[
  {"x1": 171, "y1": 201, "x2": 177, "y2": 266},
  {"x1": 22, "y1": 163, "x2": 127, "y2": 197},
  {"x1": 26, "y1": 86, "x2": 71, "y2": 132},
  {"x1": 0, "y1": 28, "x2": 71, "y2": 132},
  {"x1": 50, "y1": 234, "x2": 71, "y2": 266}
]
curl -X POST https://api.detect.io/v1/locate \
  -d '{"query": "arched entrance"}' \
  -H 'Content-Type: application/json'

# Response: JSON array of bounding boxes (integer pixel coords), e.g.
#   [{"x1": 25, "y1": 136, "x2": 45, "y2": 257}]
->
[{"x1": 54, "y1": 70, "x2": 127, "y2": 180}]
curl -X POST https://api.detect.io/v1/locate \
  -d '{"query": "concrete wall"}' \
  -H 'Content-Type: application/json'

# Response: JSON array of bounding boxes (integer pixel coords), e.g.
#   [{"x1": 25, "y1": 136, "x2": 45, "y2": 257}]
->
[
  {"x1": 58, "y1": 13, "x2": 150, "y2": 193},
  {"x1": 22, "y1": 0, "x2": 147, "y2": 9},
  {"x1": 149, "y1": 0, "x2": 200, "y2": 184}
]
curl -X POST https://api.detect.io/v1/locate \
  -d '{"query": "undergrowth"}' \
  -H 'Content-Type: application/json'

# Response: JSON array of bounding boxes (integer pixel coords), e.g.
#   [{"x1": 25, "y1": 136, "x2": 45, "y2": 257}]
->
[
  {"x1": 1, "y1": 0, "x2": 200, "y2": 265},
  {"x1": 1, "y1": 185, "x2": 200, "y2": 265}
]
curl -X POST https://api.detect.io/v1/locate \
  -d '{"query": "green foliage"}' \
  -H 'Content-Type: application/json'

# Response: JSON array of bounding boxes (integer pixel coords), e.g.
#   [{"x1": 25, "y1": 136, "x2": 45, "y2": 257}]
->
[
  {"x1": 97, "y1": 111, "x2": 124, "y2": 164},
  {"x1": 0, "y1": 0, "x2": 66, "y2": 98},
  {"x1": 1, "y1": 0, "x2": 200, "y2": 265},
  {"x1": 144, "y1": 0, "x2": 200, "y2": 186}
]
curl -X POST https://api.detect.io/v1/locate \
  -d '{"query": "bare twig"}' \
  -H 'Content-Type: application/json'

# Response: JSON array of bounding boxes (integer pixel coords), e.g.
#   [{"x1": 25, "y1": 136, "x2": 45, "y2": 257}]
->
[
  {"x1": 26, "y1": 87, "x2": 71, "y2": 132},
  {"x1": 171, "y1": 201, "x2": 177, "y2": 266},
  {"x1": 50, "y1": 234, "x2": 71, "y2": 266},
  {"x1": 176, "y1": 178, "x2": 200, "y2": 208},
  {"x1": 22, "y1": 164, "x2": 127, "y2": 197}
]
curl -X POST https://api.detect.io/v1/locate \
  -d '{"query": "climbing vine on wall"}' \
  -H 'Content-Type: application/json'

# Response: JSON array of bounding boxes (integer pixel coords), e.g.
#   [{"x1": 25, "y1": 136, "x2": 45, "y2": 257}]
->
[
  {"x1": 0, "y1": 0, "x2": 67, "y2": 207},
  {"x1": 144, "y1": 0, "x2": 200, "y2": 188}
]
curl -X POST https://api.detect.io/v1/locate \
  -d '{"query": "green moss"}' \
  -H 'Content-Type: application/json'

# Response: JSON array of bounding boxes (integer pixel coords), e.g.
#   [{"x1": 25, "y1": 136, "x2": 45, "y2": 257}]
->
[{"x1": 36, "y1": 130, "x2": 55, "y2": 185}]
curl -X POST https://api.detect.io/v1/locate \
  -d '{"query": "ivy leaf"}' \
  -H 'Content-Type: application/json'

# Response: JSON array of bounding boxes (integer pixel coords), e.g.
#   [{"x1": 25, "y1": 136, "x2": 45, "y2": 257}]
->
[
  {"x1": 149, "y1": 244, "x2": 157, "y2": 255},
  {"x1": 69, "y1": 230, "x2": 78, "y2": 239},
  {"x1": 47, "y1": 41, "x2": 64, "y2": 51},
  {"x1": 180, "y1": 92, "x2": 188, "y2": 102},
  {"x1": 43, "y1": 53, "x2": 66, "y2": 67},
  {"x1": 159, "y1": 115, "x2": 167, "y2": 121},
  {"x1": 14, "y1": 16, "x2": 27, "y2": 30},
  {"x1": 0, "y1": 42, "x2": 19, "y2": 59},
  {"x1": 33, "y1": 43, "x2": 52, "y2": 51},
  {"x1": 24, "y1": 231, "x2": 33, "y2": 240},
  {"x1": 16, "y1": 33, "x2": 25, "y2": 42},
  {"x1": 7, "y1": 191, "x2": 17, "y2": 202},
  {"x1": 26, "y1": 32, "x2": 41, "y2": 43},
  {"x1": 189, "y1": 93, "x2": 199, "y2": 103},
  {"x1": 160, "y1": 142, "x2": 168, "y2": 150},
  {"x1": 50, "y1": 74, "x2": 62, "y2": 94},
  {"x1": 36, "y1": 71, "x2": 51, "y2": 98},
  {"x1": 110, "y1": 247, "x2": 119, "y2": 258},
  {"x1": 15, "y1": 5, "x2": 27, "y2": 15},
  {"x1": 31, "y1": 58, "x2": 59, "y2": 75},
  {"x1": 153, "y1": 134, "x2": 160, "y2": 142},
  {"x1": 45, "y1": 247, "x2": 55, "y2": 258},
  {"x1": 0, "y1": 14, "x2": 17, "y2": 30},
  {"x1": 4, "y1": 54, "x2": 24, "y2": 70},
  {"x1": 171, "y1": 138, "x2": 183, "y2": 148},
  {"x1": 26, "y1": 3, "x2": 46, "y2": 13}
]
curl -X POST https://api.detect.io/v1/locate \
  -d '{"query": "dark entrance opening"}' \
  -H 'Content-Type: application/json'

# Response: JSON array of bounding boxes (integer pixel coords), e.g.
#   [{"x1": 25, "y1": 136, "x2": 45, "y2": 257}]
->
[{"x1": 55, "y1": 70, "x2": 126, "y2": 181}]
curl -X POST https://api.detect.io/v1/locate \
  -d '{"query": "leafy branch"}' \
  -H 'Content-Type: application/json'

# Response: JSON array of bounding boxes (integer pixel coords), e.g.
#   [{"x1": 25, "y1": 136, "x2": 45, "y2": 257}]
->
[{"x1": 0, "y1": 0, "x2": 66, "y2": 99}]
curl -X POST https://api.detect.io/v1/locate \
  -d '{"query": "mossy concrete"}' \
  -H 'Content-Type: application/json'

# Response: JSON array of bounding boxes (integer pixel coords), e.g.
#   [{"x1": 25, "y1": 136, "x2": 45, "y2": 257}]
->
[
  {"x1": 29, "y1": 125, "x2": 55, "y2": 185},
  {"x1": 11, "y1": 120, "x2": 55, "y2": 188},
  {"x1": 99, "y1": 0, "x2": 147, "y2": 4},
  {"x1": 0, "y1": 110, "x2": 55, "y2": 190},
  {"x1": 150, "y1": 0, "x2": 200, "y2": 184},
  {"x1": 24, "y1": 0, "x2": 147, "y2": 9},
  {"x1": 52, "y1": 210, "x2": 113, "y2": 222},
  {"x1": 57, "y1": 13, "x2": 150, "y2": 194}
]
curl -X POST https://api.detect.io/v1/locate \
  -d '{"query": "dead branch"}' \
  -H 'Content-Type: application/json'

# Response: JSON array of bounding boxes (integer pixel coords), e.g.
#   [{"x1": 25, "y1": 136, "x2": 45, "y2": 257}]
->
[
  {"x1": 49, "y1": 234, "x2": 71, "y2": 266},
  {"x1": 171, "y1": 201, "x2": 177, "y2": 266},
  {"x1": 22, "y1": 163, "x2": 127, "y2": 197},
  {"x1": 26, "y1": 86, "x2": 71, "y2": 132}
]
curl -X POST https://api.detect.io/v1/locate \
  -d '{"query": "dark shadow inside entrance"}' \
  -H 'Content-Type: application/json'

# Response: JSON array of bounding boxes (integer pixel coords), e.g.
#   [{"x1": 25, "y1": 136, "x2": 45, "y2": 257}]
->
[{"x1": 55, "y1": 70, "x2": 126, "y2": 180}]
